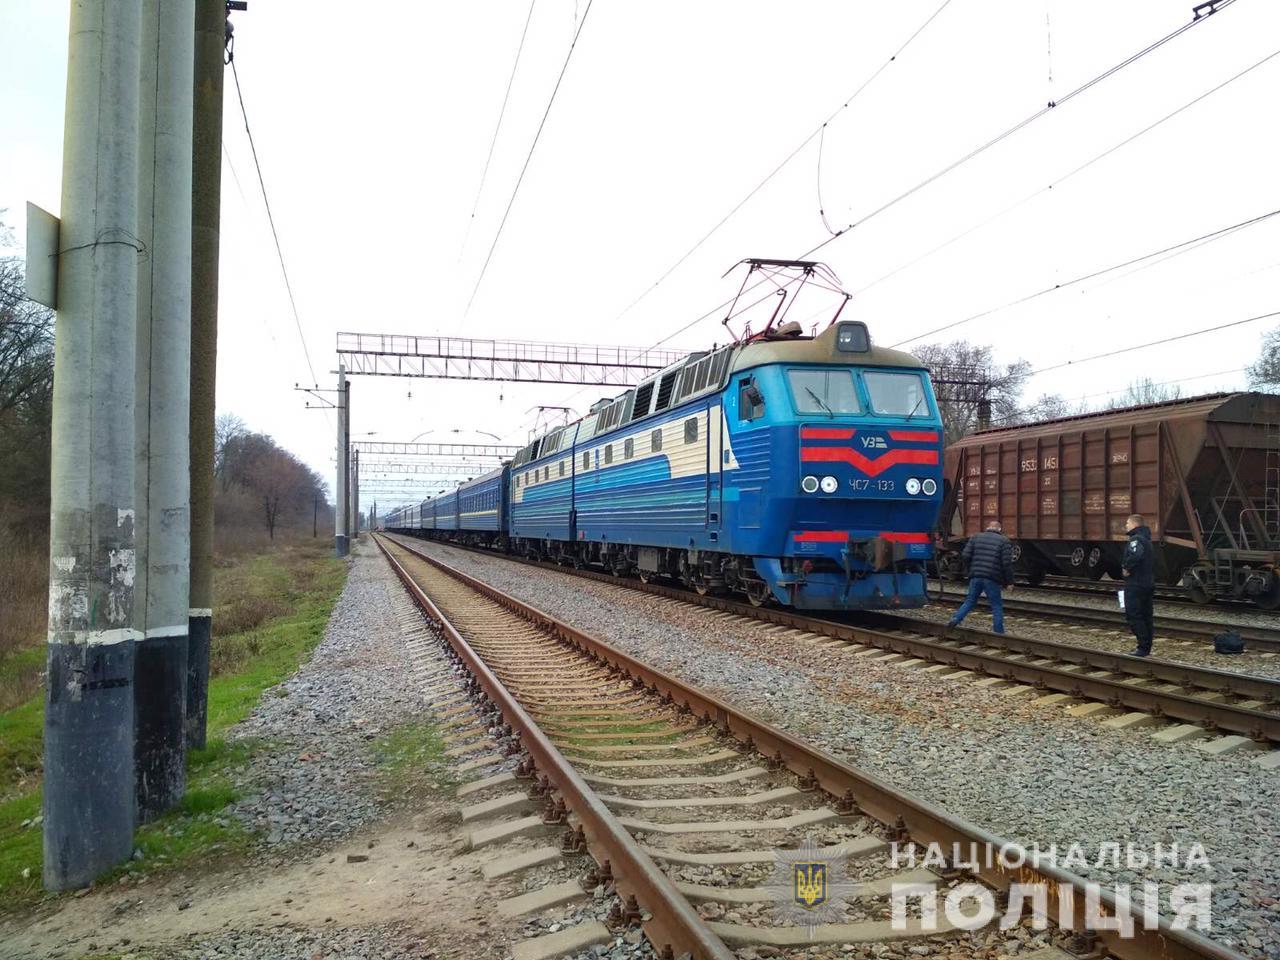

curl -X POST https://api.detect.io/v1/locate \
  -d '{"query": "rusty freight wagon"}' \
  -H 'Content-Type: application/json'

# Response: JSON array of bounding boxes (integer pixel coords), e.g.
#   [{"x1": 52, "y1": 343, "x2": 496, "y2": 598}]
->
[{"x1": 936, "y1": 393, "x2": 1280, "y2": 608}]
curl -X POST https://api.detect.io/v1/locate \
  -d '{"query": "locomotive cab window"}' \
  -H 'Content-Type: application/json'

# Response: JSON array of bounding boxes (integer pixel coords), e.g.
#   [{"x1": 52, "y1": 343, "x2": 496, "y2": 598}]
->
[
  {"x1": 738, "y1": 377, "x2": 765, "y2": 421},
  {"x1": 604, "y1": 444, "x2": 613, "y2": 465},
  {"x1": 684, "y1": 418, "x2": 698, "y2": 443},
  {"x1": 788, "y1": 369, "x2": 860, "y2": 416},
  {"x1": 624, "y1": 438, "x2": 634, "y2": 459},
  {"x1": 651, "y1": 429, "x2": 663, "y2": 452},
  {"x1": 582, "y1": 451, "x2": 590, "y2": 471},
  {"x1": 864, "y1": 370, "x2": 929, "y2": 418}
]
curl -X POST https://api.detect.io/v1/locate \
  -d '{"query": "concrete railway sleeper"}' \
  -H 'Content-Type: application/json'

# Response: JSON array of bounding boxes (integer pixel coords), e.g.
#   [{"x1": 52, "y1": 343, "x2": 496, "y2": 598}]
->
[
  {"x1": 384, "y1": 534, "x2": 1280, "y2": 749},
  {"x1": 375, "y1": 534, "x2": 1244, "y2": 960}
]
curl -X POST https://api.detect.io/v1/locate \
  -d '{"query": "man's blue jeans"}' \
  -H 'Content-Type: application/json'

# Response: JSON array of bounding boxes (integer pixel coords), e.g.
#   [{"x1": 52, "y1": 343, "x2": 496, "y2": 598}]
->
[{"x1": 950, "y1": 577, "x2": 1004, "y2": 633}]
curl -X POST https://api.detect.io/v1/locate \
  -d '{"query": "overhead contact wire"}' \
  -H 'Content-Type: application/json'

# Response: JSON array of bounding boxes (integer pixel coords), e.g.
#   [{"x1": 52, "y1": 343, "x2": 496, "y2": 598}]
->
[
  {"x1": 611, "y1": 0, "x2": 956, "y2": 325},
  {"x1": 1029, "y1": 310, "x2": 1280, "y2": 377},
  {"x1": 853, "y1": 46, "x2": 1280, "y2": 298},
  {"x1": 799, "y1": 0, "x2": 1239, "y2": 258},
  {"x1": 229, "y1": 59, "x2": 320, "y2": 388},
  {"x1": 464, "y1": 0, "x2": 596, "y2": 318},
  {"x1": 459, "y1": 0, "x2": 539, "y2": 265},
  {"x1": 888, "y1": 207, "x2": 1280, "y2": 346}
]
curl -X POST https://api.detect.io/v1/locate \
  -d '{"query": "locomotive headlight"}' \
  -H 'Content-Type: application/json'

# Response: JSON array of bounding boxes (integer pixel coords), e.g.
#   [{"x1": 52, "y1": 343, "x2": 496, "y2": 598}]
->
[
  {"x1": 921, "y1": 478, "x2": 938, "y2": 496},
  {"x1": 801, "y1": 475, "x2": 820, "y2": 494},
  {"x1": 905, "y1": 478, "x2": 921, "y2": 496},
  {"x1": 820, "y1": 475, "x2": 839, "y2": 494}
]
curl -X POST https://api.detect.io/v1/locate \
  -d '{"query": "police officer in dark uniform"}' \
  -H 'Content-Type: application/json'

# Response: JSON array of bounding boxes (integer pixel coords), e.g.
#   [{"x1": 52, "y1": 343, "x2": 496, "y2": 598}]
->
[{"x1": 1121, "y1": 513, "x2": 1156, "y2": 657}]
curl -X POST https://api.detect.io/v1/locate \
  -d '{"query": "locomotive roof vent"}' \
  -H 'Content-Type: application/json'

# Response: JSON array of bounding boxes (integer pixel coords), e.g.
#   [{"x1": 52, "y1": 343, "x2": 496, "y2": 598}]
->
[{"x1": 836, "y1": 321, "x2": 870, "y2": 353}]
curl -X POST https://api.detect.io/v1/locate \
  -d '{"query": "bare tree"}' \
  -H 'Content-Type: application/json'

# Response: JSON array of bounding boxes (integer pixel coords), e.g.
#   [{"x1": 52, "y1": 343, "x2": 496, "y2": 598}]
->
[
  {"x1": 217, "y1": 426, "x2": 327, "y2": 541},
  {"x1": 1105, "y1": 377, "x2": 1183, "y2": 410},
  {"x1": 1248, "y1": 327, "x2": 1280, "y2": 392},
  {"x1": 214, "y1": 412, "x2": 248, "y2": 492},
  {"x1": 0, "y1": 217, "x2": 56, "y2": 534},
  {"x1": 913, "y1": 340, "x2": 1031, "y2": 442}
]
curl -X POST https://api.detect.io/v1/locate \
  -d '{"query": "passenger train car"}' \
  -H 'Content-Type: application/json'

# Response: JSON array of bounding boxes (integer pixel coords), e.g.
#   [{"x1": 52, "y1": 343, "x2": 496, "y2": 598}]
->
[{"x1": 384, "y1": 319, "x2": 944, "y2": 609}]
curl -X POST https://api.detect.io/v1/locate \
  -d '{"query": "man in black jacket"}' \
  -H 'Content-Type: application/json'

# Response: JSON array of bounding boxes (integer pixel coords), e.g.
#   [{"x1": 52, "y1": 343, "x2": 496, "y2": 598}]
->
[
  {"x1": 948, "y1": 521, "x2": 1015, "y2": 634},
  {"x1": 1121, "y1": 514, "x2": 1156, "y2": 657}
]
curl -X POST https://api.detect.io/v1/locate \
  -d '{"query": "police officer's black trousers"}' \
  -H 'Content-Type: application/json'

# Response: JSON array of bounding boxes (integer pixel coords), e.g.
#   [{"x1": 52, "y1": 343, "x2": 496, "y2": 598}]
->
[{"x1": 1123, "y1": 586, "x2": 1155, "y2": 653}]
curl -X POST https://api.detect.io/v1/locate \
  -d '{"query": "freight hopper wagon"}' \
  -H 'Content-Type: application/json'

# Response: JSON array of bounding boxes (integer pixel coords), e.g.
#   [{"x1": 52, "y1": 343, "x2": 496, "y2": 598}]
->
[{"x1": 937, "y1": 393, "x2": 1280, "y2": 608}]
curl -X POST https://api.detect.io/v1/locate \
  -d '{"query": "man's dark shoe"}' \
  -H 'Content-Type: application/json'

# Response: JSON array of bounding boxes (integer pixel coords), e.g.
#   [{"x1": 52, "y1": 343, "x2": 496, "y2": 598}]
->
[{"x1": 1127, "y1": 648, "x2": 1150, "y2": 657}]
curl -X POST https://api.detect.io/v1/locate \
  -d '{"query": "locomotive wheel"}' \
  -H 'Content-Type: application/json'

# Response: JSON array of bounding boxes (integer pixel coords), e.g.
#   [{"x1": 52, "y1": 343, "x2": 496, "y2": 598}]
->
[
  {"x1": 744, "y1": 582, "x2": 771, "y2": 607},
  {"x1": 1187, "y1": 581, "x2": 1211, "y2": 605},
  {"x1": 638, "y1": 570, "x2": 652, "y2": 584}
]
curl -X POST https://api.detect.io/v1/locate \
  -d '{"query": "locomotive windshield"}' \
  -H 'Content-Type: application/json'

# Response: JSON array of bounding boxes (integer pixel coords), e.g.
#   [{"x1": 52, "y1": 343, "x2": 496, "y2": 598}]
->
[
  {"x1": 788, "y1": 369, "x2": 861, "y2": 416},
  {"x1": 864, "y1": 370, "x2": 929, "y2": 418}
]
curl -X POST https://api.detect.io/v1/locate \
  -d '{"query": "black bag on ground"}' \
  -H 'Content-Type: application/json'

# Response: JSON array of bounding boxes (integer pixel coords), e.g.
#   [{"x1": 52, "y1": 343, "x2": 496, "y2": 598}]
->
[{"x1": 1213, "y1": 631, "x2": 1245, "y2": 655}]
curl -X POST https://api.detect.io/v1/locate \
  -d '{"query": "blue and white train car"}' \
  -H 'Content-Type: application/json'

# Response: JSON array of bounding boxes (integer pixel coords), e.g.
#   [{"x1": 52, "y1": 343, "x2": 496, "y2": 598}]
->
[
  {"x1": 506, "y1": 320, "x2": 943, "y2": 609},
  {"x1": 457, "y1": 466, "x2": 509, "y2": 546}
]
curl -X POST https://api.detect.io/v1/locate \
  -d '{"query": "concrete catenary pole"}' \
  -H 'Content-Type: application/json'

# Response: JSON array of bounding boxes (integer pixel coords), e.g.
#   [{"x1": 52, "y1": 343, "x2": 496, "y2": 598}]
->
[
  {"x1": 187, "y1": 0, "x2": 225, "y2": 750},
  {"x1": 351, "y1": 448, "x2": 359, "y2": 540},
  {"x1": 335, "y1": 365, "x2": 349, "y2": 557},
  {"x1": 134, "y1": 0, "x2": 195, "y2": 821},
  {"x1": 44, "y1": 0, "x2": 144, "y2": 890}
]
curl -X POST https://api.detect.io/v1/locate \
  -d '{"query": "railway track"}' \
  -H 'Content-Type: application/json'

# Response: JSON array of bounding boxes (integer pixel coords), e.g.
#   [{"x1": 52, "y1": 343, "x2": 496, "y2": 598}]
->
[
  {"x1": 384, "y1": 534, "x2": 1280, "y2": 748},
  {"x1": 999, "y1": 576, "x2": 1262, "y2": 611},
  {"x1": 923, "y1": 589, "x2": 1280, "y2": 654},
  {"x1": 375, "y1": 534, "x2": 1245, "y2": 960}
]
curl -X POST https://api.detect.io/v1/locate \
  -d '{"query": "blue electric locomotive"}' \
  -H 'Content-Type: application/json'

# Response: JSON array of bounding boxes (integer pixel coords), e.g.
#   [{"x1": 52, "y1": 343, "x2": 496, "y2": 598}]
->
[{"x1": 386, "y1": 317, "x2": 943, "y2": 610}]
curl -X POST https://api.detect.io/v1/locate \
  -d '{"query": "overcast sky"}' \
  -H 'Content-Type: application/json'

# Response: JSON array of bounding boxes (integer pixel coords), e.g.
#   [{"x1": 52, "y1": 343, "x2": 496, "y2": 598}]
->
[{"x1": 2, "y1": 0, "x2": 1277, "y2": 509}]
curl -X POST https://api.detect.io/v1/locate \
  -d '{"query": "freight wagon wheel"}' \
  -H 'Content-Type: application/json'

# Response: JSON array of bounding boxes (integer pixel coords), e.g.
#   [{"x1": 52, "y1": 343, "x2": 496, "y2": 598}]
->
[
  {"x1": 1086, "y1": 547, "x2": 1108, "y2": 581},
  {"x1": 1254, "y1": 574, "x2": 1280, "y2": 611},
  {"x1": 1187, "y1": 581, "x2": 1211, "y2": 605},
  {"x1": 1183, "y1": 564, "x2": 1213, "y2": 604},
  {"x1": 638, "y1": 570, "x2": 652, "y2": 584}
]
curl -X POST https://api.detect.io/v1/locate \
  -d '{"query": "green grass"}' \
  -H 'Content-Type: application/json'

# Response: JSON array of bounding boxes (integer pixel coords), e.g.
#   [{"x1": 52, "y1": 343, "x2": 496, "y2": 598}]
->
[
  {"x1": 0, "y1": 541, "x2": 345, "y2": 912},
  {"x1": 374, "y1": 720, "x2": 453, "y2": 797}
]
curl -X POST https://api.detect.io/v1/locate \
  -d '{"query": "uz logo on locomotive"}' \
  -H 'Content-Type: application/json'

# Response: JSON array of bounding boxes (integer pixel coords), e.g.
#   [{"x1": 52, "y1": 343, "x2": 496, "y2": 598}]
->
[{"x1": 860, "y1": 436, "x2": 888, "y2": 449}]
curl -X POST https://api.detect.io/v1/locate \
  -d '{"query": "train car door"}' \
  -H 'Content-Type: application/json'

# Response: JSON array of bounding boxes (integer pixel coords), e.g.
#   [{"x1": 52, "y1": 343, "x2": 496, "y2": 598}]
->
[{"x1": 707, "y1": 403, "x2": 723, "y2": 535}]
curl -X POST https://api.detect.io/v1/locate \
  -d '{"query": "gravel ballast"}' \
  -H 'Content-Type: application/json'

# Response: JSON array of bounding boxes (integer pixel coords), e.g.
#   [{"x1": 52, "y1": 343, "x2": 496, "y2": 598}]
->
[
  {"x1": 408, "y1": 539, "x2": 1280, "y2": 960},
  {"x1": 226, "y1": 544, "x2": 428, "y2": 850}
]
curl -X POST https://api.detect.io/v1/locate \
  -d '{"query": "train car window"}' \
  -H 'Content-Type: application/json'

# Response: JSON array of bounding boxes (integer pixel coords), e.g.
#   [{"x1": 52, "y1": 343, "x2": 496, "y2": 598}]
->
[
  {"x1": 624, "y1": 438, "x2": 634, "y2": 459},
  {"x1": 684, "y1": 418, "x2": 698, "y2": 443},
  {"x1": 559, "y1": 461, "x2": 565, "y2": 477},
  {"x1": 738, "y1": 378, "x2": 764, "y2": 420},
  {"x1": 604, "y1": 444, "x2": 613, "y2": 465},
  {"x1": 864, "y1": 370, "x2": 929, "y2": 418},
  {"x1": 788, "y1": 369, "x2": 860, "y2": 415},
  {"x1": 651, "y1": 429, "x2": 663, "y2": 452},
  {"x1": 582, "y1": 451, "x2": 590, "y2": 471}
]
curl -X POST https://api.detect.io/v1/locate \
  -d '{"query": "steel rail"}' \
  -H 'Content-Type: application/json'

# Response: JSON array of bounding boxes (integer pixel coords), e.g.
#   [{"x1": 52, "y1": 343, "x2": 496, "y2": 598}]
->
[
  {"x1": 380, "y1": 534, "x2": 1244, "y2": 960},
  {"x1": 385, "y1": 535, "x2": 1280, "y2": 742},
  {"x1": 926, "y1": 590, "x2": 1280, "y2": 653},
  {"x1": 375, "y1": 536, "x2": 735, "y2": 960},
  {"x1": 859, "y1": 613, "x2": 1280, "y2": 705}
]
